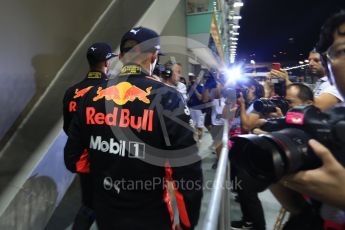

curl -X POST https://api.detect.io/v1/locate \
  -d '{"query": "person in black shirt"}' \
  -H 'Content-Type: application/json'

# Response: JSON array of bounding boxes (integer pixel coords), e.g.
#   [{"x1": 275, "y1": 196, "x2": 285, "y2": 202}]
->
[{"x1": 62, "y1": 42, "x2": 116, "y2": 230}]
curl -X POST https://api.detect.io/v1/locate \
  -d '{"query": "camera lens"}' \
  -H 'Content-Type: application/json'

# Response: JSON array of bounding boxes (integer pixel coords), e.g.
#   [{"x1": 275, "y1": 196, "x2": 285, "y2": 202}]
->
[
  {"x1": 253, "y1": 98, "x2": 289, "y2": 115},
  {"x1": 230, "y1": 128, "x2": 321, "y2": 192},
  {"x1": 253, "y1": 99, "x2": 277, "y2": 114}
]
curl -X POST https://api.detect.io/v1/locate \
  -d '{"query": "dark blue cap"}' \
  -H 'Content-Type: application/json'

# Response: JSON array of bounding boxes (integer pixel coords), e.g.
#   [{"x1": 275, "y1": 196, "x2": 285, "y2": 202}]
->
[
  {"x1": 120, "y1": 26, "x2": 160, "y2": 53},
  {"x1": 87, "y1": 42, "x2": 116, "y2": 64}
]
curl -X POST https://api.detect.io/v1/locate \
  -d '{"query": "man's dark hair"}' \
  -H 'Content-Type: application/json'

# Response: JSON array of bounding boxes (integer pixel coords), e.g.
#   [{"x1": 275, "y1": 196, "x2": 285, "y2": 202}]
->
[
  {"x1": 88, "y1": 61, "x2": 102, "y2": 70},
  {"x1": 247, "y1": 78, "x2": 264, "y2": 99},
  {"x1": 254, "y1": 83, "x2": 264, "y2": 99},
  {"x1": 287, "y1": 83, "x2": 314, "y2": 102},
  {"x1": 317, "y1": 10, "x2": 345, "y2": 53}
]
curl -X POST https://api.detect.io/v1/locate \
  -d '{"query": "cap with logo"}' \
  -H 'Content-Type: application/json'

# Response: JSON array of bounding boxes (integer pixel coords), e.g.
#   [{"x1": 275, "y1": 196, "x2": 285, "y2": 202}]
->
[
  {"x1": 120, "y1": 26, "x2": 160, "y2": 53},
  {"x1": 87, "y1": 42, "x2": 117, "y2": 65}
]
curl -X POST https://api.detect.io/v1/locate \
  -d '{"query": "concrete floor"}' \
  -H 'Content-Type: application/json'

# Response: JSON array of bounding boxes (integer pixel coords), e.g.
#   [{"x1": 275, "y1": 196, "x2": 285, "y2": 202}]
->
[{"x1": 46, "y1": 130, "x2": 285, "y2": 230}]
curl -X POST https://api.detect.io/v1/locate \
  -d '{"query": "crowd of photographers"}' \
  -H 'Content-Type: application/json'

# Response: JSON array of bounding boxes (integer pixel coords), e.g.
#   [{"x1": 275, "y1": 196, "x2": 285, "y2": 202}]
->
[
  {"x1": 157, "y1": 11, "x2": 345, "y2": 228},
  {"x1": 228, "y1": 11, "x2": 345, "y2": 230}
]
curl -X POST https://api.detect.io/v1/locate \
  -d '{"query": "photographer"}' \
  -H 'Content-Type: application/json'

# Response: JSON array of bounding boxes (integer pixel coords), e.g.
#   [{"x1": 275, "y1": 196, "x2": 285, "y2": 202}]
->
[
  {"x1": 238, "y1": 79, "x2": 265, "y2": 132},
  {"x1": 267, "y1": 51, "x2": 343, "y2": 112},
  {"x1": 283, "y1": 10, "x2": 345, "y2": 211},
  {"x1": 202, "y1": 70, "x2": 225, "y2": 168},
  {"x1": 252, "y1": 83, "x2": 314, "y2": 135},
  {"x1": 187, "y1": 73, "x2": 205, "y2": 142},
  {"x1": 308, "y1": 50, "x2": 343, "y2": 111},
  {"x1": 231, "y1": 79, "x2": 267, "y2": 230},
  {"x1": 253, "y1": 84, "x2": 323, "y2": 229}
]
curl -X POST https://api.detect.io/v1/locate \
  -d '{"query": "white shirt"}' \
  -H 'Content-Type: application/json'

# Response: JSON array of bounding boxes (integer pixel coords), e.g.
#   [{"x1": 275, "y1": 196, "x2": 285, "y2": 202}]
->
[
  {"x1": 211, "y1": 98, "x2": 225, "y2": 126},
  {"x1": 176, "y1": 82, "x2": 188, "y2": 100},
  {"x1": 313, "y1": 76, "x2": 344, "y2": 102}
]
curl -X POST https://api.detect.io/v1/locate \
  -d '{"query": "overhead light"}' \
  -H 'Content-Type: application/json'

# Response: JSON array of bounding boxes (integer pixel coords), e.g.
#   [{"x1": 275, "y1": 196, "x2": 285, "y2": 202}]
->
[
  {"x1": 304, "y1": 59, "x2": 309, "y2": 63},
  {"x1": 234, "y1": 2, "x2": 244, "y2": 7},
  {"x1": 232, "y1": 25, "x2": 240, "y2": 29},
  {"x1": 298, "y1": 61, "x2": 304, "y2": 65},
  {"x1": 230, "y1": 32, "x2": 240, "y2": 35},
  {"x1": 230, "y1": 37, "x2": 239, "y2": 40},
  {"x1": 231, "y1": 42, "x2": 238, "y2": 45},
  {"x1": 250, "y1": 60, "x2": 255, "y2": 64},
  {"x1": 229, "y1": 16, "x2": 242, "y2": 20},
  {"x1": 230, "y1": 46, "x2": 237, "y2": 48}
]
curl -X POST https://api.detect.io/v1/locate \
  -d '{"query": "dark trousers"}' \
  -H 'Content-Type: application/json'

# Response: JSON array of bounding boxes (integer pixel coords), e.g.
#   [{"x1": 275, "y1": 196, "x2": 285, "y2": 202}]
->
[
  {"x1": 233, "y1": 167, "x2": 266, "y2": 230},
  {"x1": 72, "y1": 174, "x2": 95, "y2": 230}
]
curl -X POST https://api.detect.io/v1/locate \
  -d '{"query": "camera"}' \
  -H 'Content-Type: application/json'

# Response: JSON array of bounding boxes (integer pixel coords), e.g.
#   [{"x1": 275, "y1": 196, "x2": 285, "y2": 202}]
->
[
  {"x1": 236, "y1": 87, "x2": 248, "y2": 99},
  {"x1": 253, "y1": 97, "x2": 289, "y2": 115},
  {"x1": 153, "y1": 63, "x2": 165, "y2": 76},
  {"x1": 229, "y1": 105, "x2": 345, "y2": 192},
  {"x1": 270, "y1": 62, "x2": 286, "y2": 97}
]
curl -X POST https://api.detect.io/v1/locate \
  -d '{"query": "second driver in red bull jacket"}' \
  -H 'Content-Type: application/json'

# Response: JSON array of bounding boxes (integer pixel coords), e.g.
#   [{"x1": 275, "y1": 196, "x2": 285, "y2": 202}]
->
[
  {"x1": 64, "y1": 27, "x2": 203, "y2": 230},
  {"x1": 63, "y1": 42, "x2": 116, "y2": 229}
]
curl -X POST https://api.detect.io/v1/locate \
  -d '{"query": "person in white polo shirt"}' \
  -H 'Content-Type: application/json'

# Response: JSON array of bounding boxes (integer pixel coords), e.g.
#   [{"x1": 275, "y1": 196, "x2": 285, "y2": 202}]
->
[{"x1": 308, "y1": 49, "x2": 344, "y2": 110}]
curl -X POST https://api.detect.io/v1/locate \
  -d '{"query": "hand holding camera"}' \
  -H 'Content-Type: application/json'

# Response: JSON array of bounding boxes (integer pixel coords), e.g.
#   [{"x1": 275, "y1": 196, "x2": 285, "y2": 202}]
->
[
  {"x1": 230, "y1": 104, "x2": 345, "y2": 192},
  {"x1": 237, "y1": 92, "x2": 246, "y2": 106},
  {"x1": 283, "y1": 139, "x2": 345, "y2": 210},
  {"x1": 269, "y1": 70, "x2": 292, "y2": 87}
]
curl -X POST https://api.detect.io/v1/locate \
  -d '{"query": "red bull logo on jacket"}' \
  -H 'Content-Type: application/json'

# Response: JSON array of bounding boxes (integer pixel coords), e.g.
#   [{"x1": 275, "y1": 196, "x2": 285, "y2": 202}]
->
[
  {"x1": 93, "y1": 82, "x2": 152, "y2": 105},
  {"x1": 86, "y1": 107, "x2": 154, "y2": 131}
]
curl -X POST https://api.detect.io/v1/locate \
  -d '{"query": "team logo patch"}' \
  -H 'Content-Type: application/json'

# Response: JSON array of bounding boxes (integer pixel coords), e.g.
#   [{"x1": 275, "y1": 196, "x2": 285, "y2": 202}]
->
[
  {"x1": 73, "y1": 86, "x2": 93, "y2": 99},
  {"x1": 93, "y1": 82, "x2": 152, "y2": 105}
]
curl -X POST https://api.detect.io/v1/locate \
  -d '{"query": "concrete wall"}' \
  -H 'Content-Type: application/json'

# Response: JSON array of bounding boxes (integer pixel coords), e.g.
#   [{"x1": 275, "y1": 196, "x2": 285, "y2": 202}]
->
[
  {"x1": 0, "y1": 0, "x2": 156, "y2": 228},
  {"x1": 160, "y1": 0, "x2": 189, "y2": 79},
  {"x1": 0, "y1": 0, "x2": 113, "y2": 141}
]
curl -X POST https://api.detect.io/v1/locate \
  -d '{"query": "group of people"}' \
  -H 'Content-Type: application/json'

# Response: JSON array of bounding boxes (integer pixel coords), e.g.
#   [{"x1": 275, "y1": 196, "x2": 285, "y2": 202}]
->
[
  {"x1": 63, "y1": 27, "x2": 203, "y2": 230},
  {"x1": 229, "y1": 11, "x2": 345, "y2": 230},
  {"x1": 62, "y1": 10, "x2": 345, "y2": 230}
]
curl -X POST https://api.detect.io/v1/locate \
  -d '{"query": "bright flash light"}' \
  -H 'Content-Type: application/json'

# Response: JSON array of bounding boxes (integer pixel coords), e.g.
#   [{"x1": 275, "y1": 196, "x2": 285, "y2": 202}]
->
[
  {"x1": 224, "y1": 66, "x2": 242, "y2": 84},
  {"x1": 234, "y1": 2, "x2": 244, "y2": 7}
]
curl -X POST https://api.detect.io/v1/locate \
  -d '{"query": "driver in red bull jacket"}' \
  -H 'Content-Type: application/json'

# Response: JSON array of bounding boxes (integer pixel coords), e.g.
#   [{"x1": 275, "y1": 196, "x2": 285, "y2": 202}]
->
[
  {"x1": 63, "y1": 42, "x2": 116, "y2": 229},
  {"x1": 64, "y1": 27, "x2": 203, "y2": 230}
]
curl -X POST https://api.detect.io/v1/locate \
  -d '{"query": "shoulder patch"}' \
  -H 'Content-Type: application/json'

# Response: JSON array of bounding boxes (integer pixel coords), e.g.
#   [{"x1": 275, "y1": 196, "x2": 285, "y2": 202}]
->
[{"x1": 73, "y1": 86, "x2": 94, "y2": 99}]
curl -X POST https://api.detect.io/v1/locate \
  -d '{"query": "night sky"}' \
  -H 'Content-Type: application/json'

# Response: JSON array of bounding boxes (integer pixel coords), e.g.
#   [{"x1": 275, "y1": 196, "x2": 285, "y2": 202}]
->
[{"x1": 237, "y1": 0, "x2": 345, "y2": 64}]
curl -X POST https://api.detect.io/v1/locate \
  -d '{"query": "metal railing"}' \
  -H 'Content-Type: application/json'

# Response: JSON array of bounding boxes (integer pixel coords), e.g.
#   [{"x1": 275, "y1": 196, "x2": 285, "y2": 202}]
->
[{"x1": 202, "y1": 121, "x2": 231, "y2": 230}]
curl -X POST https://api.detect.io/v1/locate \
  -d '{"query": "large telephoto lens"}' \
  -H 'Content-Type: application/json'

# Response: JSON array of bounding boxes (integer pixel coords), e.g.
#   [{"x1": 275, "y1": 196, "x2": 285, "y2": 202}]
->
[
  {"x1": 253, "y1": 99, "x2": 276, "y2": 114},
  {"x1": 253, "y1": 98, "x2": 289, "y2": 115},
  {"x1": 230, "y1": 128, "x2": 321, "y2": 192}
]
